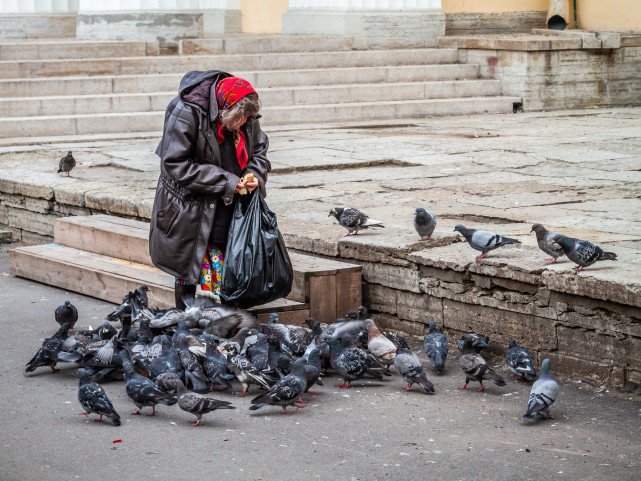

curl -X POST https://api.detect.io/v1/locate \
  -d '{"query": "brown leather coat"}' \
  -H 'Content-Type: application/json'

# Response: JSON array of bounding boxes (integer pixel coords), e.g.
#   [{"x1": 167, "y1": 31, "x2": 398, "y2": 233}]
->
[{"x1": 149, "y1": 70, "x2": 271, "y2": 283}]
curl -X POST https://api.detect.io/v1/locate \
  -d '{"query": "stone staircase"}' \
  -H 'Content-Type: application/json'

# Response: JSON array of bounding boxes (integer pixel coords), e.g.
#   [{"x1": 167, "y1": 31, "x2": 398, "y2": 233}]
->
[
  {"x1": 9, "y1": 214, "x2": 363, "y2": 325},
  {"x1": 0, "y1": 35, "x2": 520, "y2": 142}
]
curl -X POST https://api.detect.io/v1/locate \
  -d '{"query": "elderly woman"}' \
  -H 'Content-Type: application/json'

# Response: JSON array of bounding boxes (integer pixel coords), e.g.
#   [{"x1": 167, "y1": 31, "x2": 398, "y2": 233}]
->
[{"x1": 150, "y1": 70, "x2": 271, "y2": 309}]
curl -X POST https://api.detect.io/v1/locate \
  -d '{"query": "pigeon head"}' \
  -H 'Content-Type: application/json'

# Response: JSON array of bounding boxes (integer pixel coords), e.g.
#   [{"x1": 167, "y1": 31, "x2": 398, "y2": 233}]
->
[
  {"x1": 415, "y1": 208, "x2": 427, "y2": 217},
  {"x1": 530, "y1": 223, "x2": 545, "y2": 234},
  {"x1": 345, "y1": 310, "x2": 357, "y2": 321},
  {"x1": 267, "y1": 313, "x2": 278, "y2": 324},
  {"x1": 453, "y1": 224, "x2": 466, "y2": 233},
  {"x1": 508, "y1": 339, "x2": 517, "y2": 349},
  {"x1": 357, "y1": 305, "x2": 369, "y2": 320},
  {"x1": 99, "y1": 321, "x2": 117, "y2": 340},
  {"x1": 328, "y1": 207, "x2": 344, "y2": 219},
  {"x1": 541, "y1": 358, "x2": 552, "y2": 375},
  {"x1": 137, "y1": 285, "x2": 149, "y2": 293},
  {"x1": 551, "y1": 234, "x2": 571, "y2": 250},
  {"x1": 427, "y1": 321, "x2": 437, "y2": 332},
  {"x1": 459, "y1": 334, "x2": 476, "y2": 352}
]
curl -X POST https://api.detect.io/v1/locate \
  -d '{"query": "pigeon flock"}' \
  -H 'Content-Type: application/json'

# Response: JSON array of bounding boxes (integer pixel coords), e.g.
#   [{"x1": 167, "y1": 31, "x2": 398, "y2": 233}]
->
[
  {"x1": 329, "y1": 206, "x2": 617, "y2": 273},
  {"x1": 25, "y1": 288, "x2": 559, "y2": 427}
]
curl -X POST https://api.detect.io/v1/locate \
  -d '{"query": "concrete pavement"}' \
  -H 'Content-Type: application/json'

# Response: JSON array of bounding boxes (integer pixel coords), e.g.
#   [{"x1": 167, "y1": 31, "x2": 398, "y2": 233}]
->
[{"x1": 0, "y1": 244, "x2": 640, "y2": 481}]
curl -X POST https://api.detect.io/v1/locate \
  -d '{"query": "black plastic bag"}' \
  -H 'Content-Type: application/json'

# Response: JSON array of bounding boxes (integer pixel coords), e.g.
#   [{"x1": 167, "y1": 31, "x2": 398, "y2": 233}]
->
[{"x1": 220, "y1": 190, "x2": 293, "y2": 308}]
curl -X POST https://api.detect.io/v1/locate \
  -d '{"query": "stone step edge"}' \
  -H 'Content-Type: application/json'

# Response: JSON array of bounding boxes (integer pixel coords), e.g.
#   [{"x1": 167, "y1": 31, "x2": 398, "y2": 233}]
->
[
  {"x1": 0, "y1": 80, "x2": 501, "y2": 103},
  {"x1": 0, "y1": 96, "x2": 520, "y2": 123},
  {"x1": 0, "y1": 63, "x2": 481, "y2": 86}
]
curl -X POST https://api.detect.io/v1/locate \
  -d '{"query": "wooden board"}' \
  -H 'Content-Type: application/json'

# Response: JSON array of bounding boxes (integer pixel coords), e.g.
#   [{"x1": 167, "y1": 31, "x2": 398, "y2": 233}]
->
[
  {"x1": 309, "y1": 274, "x2": 337, "y2": 324},
  {"x1": 54, "y1": 215, "x2": 151, "y2": 266},
  {"x1": 335, "y1": 268, "x2": 363, "y2": 318},
  {"x1": 9, "y1": 244, "x2": 310, "y2": 316}
]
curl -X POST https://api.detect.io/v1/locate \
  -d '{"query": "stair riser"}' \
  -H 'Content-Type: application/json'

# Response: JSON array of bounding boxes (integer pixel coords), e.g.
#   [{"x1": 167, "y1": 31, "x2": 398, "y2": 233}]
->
[
  {"x1": 181, "y1": 36, "x2": 354, "y2": 55},
  {"x1": 0, "y1": 41, "x2": 156, "y2": 61},
  {"x1": 0, "y1": 64, "x2": 480, "y2": 98},
  {"x1": 0, "y1": 49, "x2": 459, "y2": 80},
  {"x1": 0, "y1": 81, "x2": 500, "y2": 117}
]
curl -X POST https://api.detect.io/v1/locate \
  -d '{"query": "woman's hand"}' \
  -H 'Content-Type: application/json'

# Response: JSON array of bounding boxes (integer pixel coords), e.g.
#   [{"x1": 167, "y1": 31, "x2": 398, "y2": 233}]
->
[
  {"x1": 234, "y1": 181, "x2": 245, "y2": 194},
  {"x1": 244, "y1": 178, "x2": 259, "y2": 192}
]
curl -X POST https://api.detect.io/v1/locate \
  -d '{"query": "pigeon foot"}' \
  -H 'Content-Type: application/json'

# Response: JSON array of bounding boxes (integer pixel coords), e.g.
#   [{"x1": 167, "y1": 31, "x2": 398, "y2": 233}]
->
[
  {"x1": 573, "y1": 266, "x2": 584, "y2": 273},
  {"x1": 281, "y1": 410, "x2": 293, "y2": 415},
  {"x1": 93, "y1": 416, "x2": 103, "y2": 422},
  {"x1": 459, "y1": 384, "x2": 468, "y2": 390},
  {"x1": 336, "y1": 383, "x2": 351, "y2": 389},
  {"x1": 547, "y1": 414, "x2": 557, "y2": 420},
  {"x1": 475, "y1": 253, "x2": 487, "y2": 260},
  {"x1": 79, "y1": 412, "x2": 88, "y2": 416},
  {"x1": 50, "y1": 368, "x2": 60, "y2": 373},
  {"x1": 545, "y1": 257, "x2": 558, "y2": 264},
  {"x1": 298, "y1": 397, "x2": 308, "y2": 404},
  {"x1": 307, "y1": 390, "x2": 319, "y2": 395},
  {"x1": 403, "y1": 386, "x2": 412, "y2": 392},
  {"x1": 295, "y1": 404, "x2": 305, "y2": 409},
  {"x1": 476, "y1": 386, "x2": 485, "y2": 392},
  {"x1": 190, "y1": 420, "x2": 201, "y2": 426},
  {"x1": 236, "y1": 390, "x2": 249, "y2": 397},
  {"x1": 131, "y1": 410, "x2": 141, "y2": 415}
]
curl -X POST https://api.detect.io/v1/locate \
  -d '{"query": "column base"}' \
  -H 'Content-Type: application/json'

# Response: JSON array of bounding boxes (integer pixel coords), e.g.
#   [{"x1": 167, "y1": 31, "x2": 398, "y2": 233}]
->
[
  {"x1": 76, "y1": 10, "x2": 241, "y2": 51},
  {"x1": 281, "y1": 9, "x2": 445, "y2": 49}
]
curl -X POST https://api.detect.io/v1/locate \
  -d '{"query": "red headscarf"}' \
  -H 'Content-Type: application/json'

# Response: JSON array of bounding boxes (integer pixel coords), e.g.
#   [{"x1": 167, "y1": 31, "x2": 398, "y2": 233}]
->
[{"x1": 215, "y1": 77, "x2": 257, "y2": 170}]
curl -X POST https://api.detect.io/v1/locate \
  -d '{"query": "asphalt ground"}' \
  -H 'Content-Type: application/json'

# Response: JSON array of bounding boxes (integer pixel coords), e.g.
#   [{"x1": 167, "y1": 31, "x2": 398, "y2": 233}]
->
[{"x1": 0, "y1": 244, "x2": 639, "y2": 481}]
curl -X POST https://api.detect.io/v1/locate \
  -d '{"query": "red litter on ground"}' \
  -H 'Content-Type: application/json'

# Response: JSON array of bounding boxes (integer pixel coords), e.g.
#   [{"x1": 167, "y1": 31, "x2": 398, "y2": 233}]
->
[{"x1": 113, "y1": 439, "x2": 122, "y2": 444}]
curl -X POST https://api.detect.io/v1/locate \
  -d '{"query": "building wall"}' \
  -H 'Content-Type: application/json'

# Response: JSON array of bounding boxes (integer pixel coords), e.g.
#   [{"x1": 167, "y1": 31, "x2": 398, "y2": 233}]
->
[
  {"x1": 578, "y1": 0, "x2": 641, "y2": 33},
  {"x1": 442, "y1": 0, "x2": 548, "y2": 13},
  {"x1": 241, "y1": 0, "x2": 288, "y2": 33}
]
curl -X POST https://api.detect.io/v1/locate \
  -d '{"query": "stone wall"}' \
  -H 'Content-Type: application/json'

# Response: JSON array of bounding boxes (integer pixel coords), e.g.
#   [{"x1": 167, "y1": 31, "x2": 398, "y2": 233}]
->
[
  {"x1": 440, "y1": 33, "x2": 641, "y2": 111},
  {"x1": 445, "y1": 11, "x2": 547, "y2": 36}
]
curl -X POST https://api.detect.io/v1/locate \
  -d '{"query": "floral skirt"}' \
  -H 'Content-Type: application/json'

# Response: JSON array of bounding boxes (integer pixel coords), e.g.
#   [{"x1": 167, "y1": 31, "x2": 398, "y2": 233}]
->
[{"x1": 175, "y1": 244, "x2": 224, "y2": 295}]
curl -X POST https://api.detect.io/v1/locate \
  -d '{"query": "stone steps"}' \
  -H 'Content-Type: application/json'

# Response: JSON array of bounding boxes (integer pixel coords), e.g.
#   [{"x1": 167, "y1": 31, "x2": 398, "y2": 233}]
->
[
  {"x1": 0, "y1": 80, "x2": 501, "y2": 118},
  {"x1": 0, "y1": 40, "x2": 160, "y2": 60},
  {"x1": 7, "y1": 214, "x2": 362, "y2": 323},
  {"x1": 179, "y1": 35, "x2": 355, "y2": 55},
  {"x1": 0, "y1": 95, "x2": 519, "y2": 138},
  {"x1": 0, "y1": 48, "x2": 460, "y2": 80},
  {"x1": 0, "y1": 64, "x2": 482, "y2": 97}
]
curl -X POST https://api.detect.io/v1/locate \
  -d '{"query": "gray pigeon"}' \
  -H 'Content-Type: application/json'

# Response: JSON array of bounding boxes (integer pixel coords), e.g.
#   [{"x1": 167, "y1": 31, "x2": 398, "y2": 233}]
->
[
  {"x1": 174, "y1": 379, "x2": 235, "y2": 426},
  {"x1": 523, "y1": 359, "x2": 558, "y2": 421},
  {"x1": 57, "y1": 151, "x2": 75, "y2": 176},
  {"x1": 414, "y1": 208, "x2": 436, "y2": 241},
  {"x1": 329, "y1": 207, "x2": 384, "y2": 237},
  {"x1": 530, "y1": 224, "x2": 564, "y2": 264},
  {"x1": 458, "y1": 334, "x2": 506, "y2": 391},
  {"x1": 454, "y1": 224, "x2": 521, "y2": 260},
  {"x1": 552, "y1": 233, "x2": 617, "y2": 273},
  {"x1": 456, "y1": 333, "x2": 490, "y2": 353},
  {"x1": 249, "y1": 358, "x2": 308, "y2": 414},
  {"x1": 76, "y1": 368, "x2": 121, "y2": 426},
  {"x1": 505, "y1": 340, "x2": 537, "y2": 381},
  {"x1": 393, "y1": 333, "x2": 434, "y2": 394},
  {"x1": 55, "y1": 300, "x2": 78, "y2": 328},
  {"x1": 424, "y1": 321, "x2": 448, "y2": 372}
]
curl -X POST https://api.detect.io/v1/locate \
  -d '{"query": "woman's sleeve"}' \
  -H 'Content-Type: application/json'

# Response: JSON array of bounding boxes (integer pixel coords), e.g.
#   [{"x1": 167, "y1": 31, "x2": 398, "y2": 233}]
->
[
  {"x1": 161, "y1": 106, "x2": 239, "y2": 205},
  {"x1": 245, "y1": 118, "x2": 272, "y2": 197}
]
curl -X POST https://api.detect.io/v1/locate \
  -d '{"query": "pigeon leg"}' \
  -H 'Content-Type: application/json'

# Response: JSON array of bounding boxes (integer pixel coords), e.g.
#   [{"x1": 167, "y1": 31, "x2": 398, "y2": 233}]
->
[
  {"x1": 281, "y1": 408, "x2": 293, "y2": 415},
  {"x1": 420, "y1": 236, "x2": 424, "y2": 241},
  {"x1": 476, "y1": 381, "x2": 485, "y2": 392},
  {"x1": 236, "y1": 388, "x2": 249, "y2": 397},
  {"x1": 190, "y1": 419, "x2": 201, "y2": 427},
  {"x1": 94, "y1": 416, "x2": 103, "y2": 422},
  {"x1": 573, "y1": 266, "x2": 583, "y2": 273},
  {"x1": 475, "y1": 253, "x2": 487, "y2": 260},
  {"x1": 146, "y1": 405, "x2": 157, "y2": 416},
  {"x1": 545, "y1": 257, "x2": 558, "y2": 264},
  {"x1": 297, "y1": 396, "x2": 308, "y2": 404},
  {"x1": 295, "y1": 404, "x2": 305, "y2": 409},
  {"x1": 307, "y1": 390, "x2": 319, "y2": 395},
  {"x1": 403, "y1": 385, "x2": 412, "y2": 392},
  {"x1": 336, "y1": 382, "x2": 351, "y2": 389},
  {"x1": 131, "y1": 409, "x2": 142, "y2": 415},
  {"x1": 342, "y1": 233, "x2": 352, "y2": 237},
  {"x1": 459, "y1": 381, "x2": 468, "y2": 390},
  {"x1": 79, "y1": 412, "x2": 88, "y2": 416},
  {"x1": 50, "y1": 367, "x2": 60, "y2": 373}
]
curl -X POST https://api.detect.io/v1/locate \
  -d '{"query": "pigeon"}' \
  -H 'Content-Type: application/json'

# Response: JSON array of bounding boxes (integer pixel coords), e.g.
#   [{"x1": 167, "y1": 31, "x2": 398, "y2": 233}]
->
[
  {"x1": 25, "y1": 323, "x2": 81, "y2": 373},
  {"x1": 414, "y1": 208, "x2": 436, "y2": 241},
  {"x1": 299, "y1": 346, "x2": 323, "y2": 403},
  {"x1": 328, "y1": 207, "x2": 384, "y2": 237},
  {"x1": 261, "y1": 321, "x2": 313, "y2": 357},
  {"x1": 175, "y1": 333, "x2": 209, "y2": 393},
  {"x1": 155, "y1": 372, "x2": 183, "y2": 394},
  {"x1": 76, "y1": 368, "x2": 121, "y2": 426},
  {"x1": 57, "y1": 151, "x2": 76, "y2": 176},
  {"x1": 249, "y1": 358, "x2": 308, "y2": 414},
  {"x1": 202, "y1": 335, "x2": 234, "y2": 390},
  {"x1": 119, "y1": 350, "x2": 177, "y2": 416},
  {"x1": 227, "y1": 348, "x2": 273, "y2": 397},
  {"x1": 454, "y1": 224, "x2": 521, "y2": 260},
  {"x1": 458, "y1": 334, "x2": 506, "y2": 391},
  {"x1": 174, "y1": 379, "x2": 235, "y2": 426},
  {"x1": 325, "y1": 336, "x2": 385, "y2": 389},
  {"x1": 393, "y1": 333, "x2": 434, "y2": 394},
  {"x1": 424, "y1": 321, "x2": 448, "y2": 372},
  {"x1": 530, "y1": 224, "x2": 565, "y2": 264},
  {"x1": 54, "y1": 300, "x2": 78, "y2": 328},
  {"x1": 457, "y1": 333, "x2": 490, "y2": 353},
  {"x1": 552, "y1": 233, "x2": 617, "y2": 273},
  {"x1": 266, "y1": 336, "x2": 294, "y2": 378},
  {"x1": 523, "y1": 359, "x2": 559, "y2": 421},
  {"x1": 506, "y1": 340, "x2": 537, "y2": 381},
  {"x1": 366, "y1": 323, "x2": 397, "y2": 367}
]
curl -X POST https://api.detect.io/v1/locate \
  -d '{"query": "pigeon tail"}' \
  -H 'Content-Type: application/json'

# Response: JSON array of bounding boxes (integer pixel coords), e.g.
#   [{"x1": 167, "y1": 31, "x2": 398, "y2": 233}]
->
[
  {"x1": 104, "y1": 415, "x2": 121, "y2": 426},
  {"x1": 248, "y1": 403, "x2": 265, "y2": 411},
  {"x1": 489, "y1": 378, "x2": 507, "y2": 387},
  {"x1": 432, "y1": 351, "x2": 445, "y2": 371}
]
